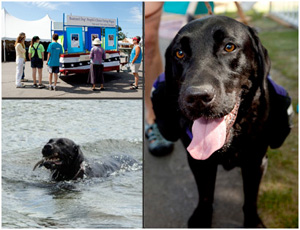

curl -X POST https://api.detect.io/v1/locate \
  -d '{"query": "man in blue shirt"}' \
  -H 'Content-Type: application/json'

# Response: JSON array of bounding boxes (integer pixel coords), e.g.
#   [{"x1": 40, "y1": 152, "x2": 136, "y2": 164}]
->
[{"x1": 46, "y1": 33, "x2": 63, "y2": 91}]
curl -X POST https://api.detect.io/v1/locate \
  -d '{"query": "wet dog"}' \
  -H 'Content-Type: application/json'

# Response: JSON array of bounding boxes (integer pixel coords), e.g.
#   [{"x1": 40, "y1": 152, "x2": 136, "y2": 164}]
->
[
  {"x1": 33, "y1": 138, "x2": 138, "y2": 181},
  {"x1": 152, "y1": 16, "x2": 292, "y2": 227}
]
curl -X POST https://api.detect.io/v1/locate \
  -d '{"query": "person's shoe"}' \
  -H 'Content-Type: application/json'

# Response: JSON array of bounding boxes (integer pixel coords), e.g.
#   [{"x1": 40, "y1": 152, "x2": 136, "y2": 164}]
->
[
  {"x1": 21, "y1": 78, "x2": 28, "y2": 82},
  {"x1": 100, "y1": 87, "x2": 105, "y2": 91},
  {"x1": 38, "y1": 84, "x2": 45, "y2": 89},
  {"x1": 33, "y1": 84, "x2": 38, "y2": 88},
  {"x1": 130, "y1": 85, "x2": 138, "y2": 90},
  {"x1": 48, "y1": 85, "x2": 52, "y2": 90},
  {"x1": 53, "y1": 86, "x2": 56, "y2": 91},
  {"x1": 145, "y1": 123, "x2": 174, "y2": 156},
  {"x1": 16, "y1": 84, "x2": 25, "y2": 88}
]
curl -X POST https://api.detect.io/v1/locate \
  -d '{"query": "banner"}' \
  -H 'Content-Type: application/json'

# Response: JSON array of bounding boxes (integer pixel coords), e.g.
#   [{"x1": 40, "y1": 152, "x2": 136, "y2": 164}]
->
[
  {"x1": 87, "y1": 27, "x2": 101, "y2": 51},
  {"x1": 67, "y1": 15, "x2": 116, "y2": 27},
  {"x1": 66, "y1": 27, "x2": 84, "y2": 53},
  {"x1": 105, "y1": 28, "x2": 117, "y2": 50}
]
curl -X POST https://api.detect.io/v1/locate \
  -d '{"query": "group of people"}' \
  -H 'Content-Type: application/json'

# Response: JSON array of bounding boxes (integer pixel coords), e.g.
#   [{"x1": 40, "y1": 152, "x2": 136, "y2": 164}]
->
[
  {"x1": 88, "y1": 35, "x2": 142, "y2": 91},
  {"x1": 14, "y1": 33, "x2": 142, "y2": 92},
  {"x1": 15, "y1": 33, "x2": 63, "y2": 90}
]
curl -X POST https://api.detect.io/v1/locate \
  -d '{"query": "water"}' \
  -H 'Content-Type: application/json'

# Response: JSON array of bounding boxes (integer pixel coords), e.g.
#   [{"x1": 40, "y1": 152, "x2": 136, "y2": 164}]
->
[{"x1": 2, "y1": 100, "x2": 143, "y2": 228}]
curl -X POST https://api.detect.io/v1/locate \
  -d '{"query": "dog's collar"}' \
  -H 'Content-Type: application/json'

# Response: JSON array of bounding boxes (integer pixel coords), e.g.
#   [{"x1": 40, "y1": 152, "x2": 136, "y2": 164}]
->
[{"x1": 72, "y1": 161, "x2": 89, "y2": 180}]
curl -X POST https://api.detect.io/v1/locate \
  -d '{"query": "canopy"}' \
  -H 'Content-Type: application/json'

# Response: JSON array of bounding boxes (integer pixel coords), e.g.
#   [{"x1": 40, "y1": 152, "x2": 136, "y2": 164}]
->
[{"x1": 1, "y1": 8, "x2": 52, "y2": 41}]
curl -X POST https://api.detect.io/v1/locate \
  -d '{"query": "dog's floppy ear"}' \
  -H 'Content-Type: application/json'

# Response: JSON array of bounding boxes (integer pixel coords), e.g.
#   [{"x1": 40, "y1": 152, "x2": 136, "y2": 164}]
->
[
  {"x1": 73, "y1": 144, "x2": 85, "y2": 162},
  {"x1": 247, "y1": 26, "x2": 271, "y2": 83},
  {"x1": 149, "y1": 40, "x2": 182, "y2": 142},
  {"x1": 165, "y1": 41, "x2": 180, "y2": 97},
  {"x1": 73, "y1": 144, "x2": 82, "y2": 156}
]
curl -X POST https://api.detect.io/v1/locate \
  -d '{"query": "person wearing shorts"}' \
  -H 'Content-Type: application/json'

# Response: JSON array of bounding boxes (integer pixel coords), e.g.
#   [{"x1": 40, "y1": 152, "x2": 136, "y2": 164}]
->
[
  {"x1": 46, "y1": 33, "x2": 63, "y2": 91},
  {"x1": 129, "y1": 36, "x2": 142, "y2": 90},
  {"x1": 29, "y1": 36, "x2": 45, "y2": 89}
]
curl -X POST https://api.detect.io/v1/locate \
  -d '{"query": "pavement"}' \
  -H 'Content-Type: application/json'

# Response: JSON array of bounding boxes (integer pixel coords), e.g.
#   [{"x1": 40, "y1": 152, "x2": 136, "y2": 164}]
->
[
  {"x1": 144, "y1": 35, "x2": 245, "y2": 227},
  {"x1": 144, "y1": 141, "x2": 245, "y2": 228},
  {"x1": 2, "y1": 62, "x2": 143, "y2": 98}
]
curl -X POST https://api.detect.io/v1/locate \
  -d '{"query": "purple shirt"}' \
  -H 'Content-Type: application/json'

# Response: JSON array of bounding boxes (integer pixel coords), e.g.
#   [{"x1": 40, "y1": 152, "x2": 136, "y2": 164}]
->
[{"x1": 90, "y1": 46, "x2": 106, "y2": 65}]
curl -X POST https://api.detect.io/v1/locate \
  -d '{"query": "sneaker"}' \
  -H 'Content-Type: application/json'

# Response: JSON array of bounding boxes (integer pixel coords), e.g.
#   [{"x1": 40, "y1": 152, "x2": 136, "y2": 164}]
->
[
  {"x1": 16, "y1": 84, "x2": 25, "y2": 88},
  {"x1": 38, "y1": 84, "x2": 45, "y2": 89},
  {"x1": 145, "y1": 123, "x2": 174, "y2": 156},
  {"x1": 21, "y1": 78, "x2": 28, "y2": 82},
  {"x1": 33, "y1": 84, "x2": 38, "y2": 88},
  {"x1": 53, "y1": 86, "x2": 56, "y2": 91},
  {"x1": 130, "y1": 85, "x2": 138, "y2": 90},
  {"x1": 48, "y1": 85, "x2": 52, "y2": 90}
]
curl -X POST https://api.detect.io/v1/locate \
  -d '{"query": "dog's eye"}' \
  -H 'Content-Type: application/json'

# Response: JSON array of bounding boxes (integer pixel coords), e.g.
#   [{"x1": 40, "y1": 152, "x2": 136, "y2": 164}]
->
[
  {"x1": 57, "y1": 140, "x2": 64, "y2": 145},
  {"x1": 175, "y1": 50, "x2": 185, "y2": 59},
  {"x1": 224, "y1": 43, "x2": 236, "y2": 52}
]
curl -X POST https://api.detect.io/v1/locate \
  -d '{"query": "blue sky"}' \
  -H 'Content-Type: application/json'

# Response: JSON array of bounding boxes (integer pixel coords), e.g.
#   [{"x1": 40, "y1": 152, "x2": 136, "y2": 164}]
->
[{"x1": 2, "y1": 1, "x2": 143, "y2": 38}]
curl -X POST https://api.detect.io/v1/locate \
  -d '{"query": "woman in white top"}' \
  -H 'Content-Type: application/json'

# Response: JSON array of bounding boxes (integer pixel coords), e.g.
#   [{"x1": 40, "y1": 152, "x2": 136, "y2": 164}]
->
[{"x1": 15, "y1": 34, "x2": 26, "y2": 88}]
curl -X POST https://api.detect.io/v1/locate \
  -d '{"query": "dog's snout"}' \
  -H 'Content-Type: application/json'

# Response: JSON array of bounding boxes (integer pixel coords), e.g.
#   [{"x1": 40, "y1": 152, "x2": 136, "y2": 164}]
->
[
  {"x1": 186, "y1": 85, "x2": 215, "y2": 107},
  {"x1": 42, "y1": 143, "x2": 54, "y2": 157},
  {"x1": 44, "y1": 144, "x2": 53, "y2": 150}
]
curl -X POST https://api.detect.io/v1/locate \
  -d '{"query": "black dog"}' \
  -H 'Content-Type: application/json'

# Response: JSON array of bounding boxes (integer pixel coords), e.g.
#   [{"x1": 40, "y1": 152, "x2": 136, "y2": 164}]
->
[
  {"x1": 152, "y1": 16, "x2": 292, "y2": 228},
  {"x1": 33, "y1": 138, "x2": 138, "y2": 181}
]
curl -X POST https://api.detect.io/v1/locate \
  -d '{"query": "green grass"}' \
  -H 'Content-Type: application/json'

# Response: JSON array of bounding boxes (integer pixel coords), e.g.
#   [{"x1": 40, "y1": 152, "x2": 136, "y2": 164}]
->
[
  {"x1": 252, "y1": 15, "x2": 298, "y2": 229},
  {"x1": 218, "y1": 10, "x2": 298, "y2": 228},
  {"x1": 259, "y1": 30, "x2": 298, "y2": 88}
]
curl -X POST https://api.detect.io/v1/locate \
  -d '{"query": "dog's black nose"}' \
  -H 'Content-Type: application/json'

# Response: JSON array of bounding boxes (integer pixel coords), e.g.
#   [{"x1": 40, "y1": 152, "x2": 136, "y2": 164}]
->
[
  {"x1": 44, "y1": 144, "x2": 53, "y2": 150},
  {"x1": 42, "y1": 144, "x2": 54, "y2": 157},
  {"x1": 185, "y1": 85, "x2": 215, "y2": 107}
]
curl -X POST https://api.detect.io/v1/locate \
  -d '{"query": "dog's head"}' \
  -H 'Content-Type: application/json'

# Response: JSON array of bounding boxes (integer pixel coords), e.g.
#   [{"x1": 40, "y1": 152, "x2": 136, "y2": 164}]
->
[
  {"x1": 34, "y1": 138, "x2": 85, "y2": 180},
  {"x1": 165, "y1": 16, "x2": 270, "y2": 160}
]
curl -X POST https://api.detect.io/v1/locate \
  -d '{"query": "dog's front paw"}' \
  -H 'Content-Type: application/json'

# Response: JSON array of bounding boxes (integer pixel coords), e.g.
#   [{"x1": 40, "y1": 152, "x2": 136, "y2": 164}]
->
[
  {"x1": 244, "y1": 215, "x2": 266, "y2": 228},
  {"x1": 188, "y1": 204, "x2": 213, "y2": 228}
]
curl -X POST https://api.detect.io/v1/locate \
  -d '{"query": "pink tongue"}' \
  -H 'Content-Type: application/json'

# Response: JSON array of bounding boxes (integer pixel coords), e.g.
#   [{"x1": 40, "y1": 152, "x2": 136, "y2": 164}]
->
[{"x1": 187, "y1": 117, "x2": 226, "y2": 160}]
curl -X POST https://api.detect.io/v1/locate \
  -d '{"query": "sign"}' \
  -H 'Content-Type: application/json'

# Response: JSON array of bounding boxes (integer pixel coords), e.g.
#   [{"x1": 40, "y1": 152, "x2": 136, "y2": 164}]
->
[
  {"x1": 67, "y1": 15, "x2": 116, "y2": 27},
  {"x1": 108, "y1": 34, "x2": 114, "y2": 47},
  {"x1": 71, "y1": 34, "x2": 80, "y2": 48},
  {"x1": 66, "y1": 27, "x2": 84, "y2": 53},
  {"x1": 105, "y1": 28, "x2": 117, "y2": 50}
]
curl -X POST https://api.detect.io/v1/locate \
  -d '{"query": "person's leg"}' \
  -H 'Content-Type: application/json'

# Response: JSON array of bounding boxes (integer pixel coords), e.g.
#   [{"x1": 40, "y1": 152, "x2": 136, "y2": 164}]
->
[
  {"x1": 49, "y1": 71, "x2": 53, "y2": 90},
  {"x1": 16, "y1": 58, "x2": 24, "y2": 87},
  {"x1": 38, "y1": 68, "x2": 43, "y2": 85},
  {"x1": 21, "y1": 65, "x2": 25, "y2": 80},
  {"x1": 134, "y1": 72, "x2": 139, "y2": 86},
  {"x1": 53, "y1": 73, "x2": 58, "y2": 88},
  {"x1": 21, "y1": 62, "x2": 27, "y2": 81},
  {"x1": 32, "y1": 67, "x2": 37, "y2": 85},
  {"x1": 99, "y1": 65, "x2": 105, "y2": 89},
  {"x1": 130, "y1": 71, "x2": 139, "y2": 89},
  {"x1": 144, "y1": 2, "x2": 174, "y2": 156},
  {"x1": 37, "y1": 67, "x2": 45, "y2": 88},
  {"x1": 145, "y1": 2, "x2": 164, "y2": 125}
]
